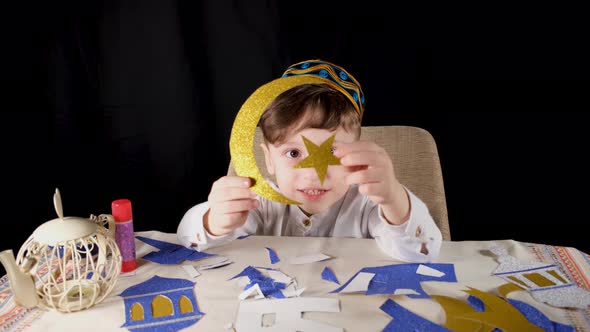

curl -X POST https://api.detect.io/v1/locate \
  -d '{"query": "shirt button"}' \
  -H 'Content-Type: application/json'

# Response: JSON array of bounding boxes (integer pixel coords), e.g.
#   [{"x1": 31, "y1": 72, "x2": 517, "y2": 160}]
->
[{"x1": 303, "y1": 219, "x2": 311, "y2": 227}]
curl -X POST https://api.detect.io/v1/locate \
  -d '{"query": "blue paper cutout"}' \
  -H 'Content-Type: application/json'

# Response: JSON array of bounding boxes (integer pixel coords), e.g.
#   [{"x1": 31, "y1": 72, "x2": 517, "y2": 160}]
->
[
  {"x1": 380, "y1": 299, "x2": 451, "y2": 332},
  {"x1": 237, "y1": 234, "x2": 251, "y2": 240},
  {"x1": 467, "y1": 294, "x2": 485, "y2": 312},
  {"x1": 460, "y1": 290, "x2": 574, "y2": 332},
  {"x1": 332, "y1": 263, "x2": 457, "y2": 298},
  {"x1": 230, "y1": 266, "x2": 287, "y2": 298},
  {"x1": 379, "y1": 290, "x2": 574, "y2": 332},
  {"x1": 136, "y1": 236, "x2": 216, "y2": 265},
  {"x1": 506, "y1": 298, "x2": 574, "y2": 332},
  {"x1": 265, "y1": 247, "x2": 280, "y2": 264},
  {"x1": 321, "y1": 267, "x2": 340, "y2": 284},
  {"x1": 119, "y1": 275, "x2": 204, "y2": 331},
  {"x1": 465, "y1": 293, "x2": 574, "y2": 331},
  {"x1": 230, "y1": 266, "x2": 264, "y2": 280}
]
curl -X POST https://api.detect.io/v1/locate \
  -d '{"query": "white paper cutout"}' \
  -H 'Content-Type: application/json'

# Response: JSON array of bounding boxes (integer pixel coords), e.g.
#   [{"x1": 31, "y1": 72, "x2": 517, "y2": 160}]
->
[
  {"x1": 416, "y1": 264, "x2": 445, "y2": 277},
  {"x1": 235, "y1": 297, "x2": 343, "y2": 332},
  {"x1": 181, "y1": 265, "x2": 201, "y2": 278},
  {"x1": 234, "y1": 267, "x2": 305, "y2": 300},
  {"x1": 282, "y1": 284, "x2": 306, "y2": 298},
  {"x1": 239, "y1": 283, "x2": 265, "y2": 300},
  {"x1": 197, "y1": 256, "x2": 233, "y2": 270},
  {"x1": 337, "y1": 272, "x2": 375, "y2": 293},
  {"x1": 267, "y1": 269, "x2": 294, "y2": 284},
  {"x1": 393, "y1": 288, "x2": 421, "y2": 296}
]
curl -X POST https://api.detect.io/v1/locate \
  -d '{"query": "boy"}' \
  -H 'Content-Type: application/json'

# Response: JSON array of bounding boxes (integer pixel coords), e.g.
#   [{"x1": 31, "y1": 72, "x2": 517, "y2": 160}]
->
[{"x1": 177, "y1": 60, "x2": 442, "y2": 262}]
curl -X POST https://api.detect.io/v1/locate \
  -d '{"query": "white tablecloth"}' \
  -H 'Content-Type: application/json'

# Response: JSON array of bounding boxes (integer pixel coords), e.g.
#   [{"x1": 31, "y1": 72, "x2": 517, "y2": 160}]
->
[{"x1": 2, "y1": 231, "x2": 589, "y2": 331}]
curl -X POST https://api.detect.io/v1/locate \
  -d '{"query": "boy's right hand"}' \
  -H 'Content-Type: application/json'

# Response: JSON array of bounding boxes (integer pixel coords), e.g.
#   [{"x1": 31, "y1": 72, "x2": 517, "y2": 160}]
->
[{"x1": 204, "y1": 176, "x2": 259, "y2": 236}]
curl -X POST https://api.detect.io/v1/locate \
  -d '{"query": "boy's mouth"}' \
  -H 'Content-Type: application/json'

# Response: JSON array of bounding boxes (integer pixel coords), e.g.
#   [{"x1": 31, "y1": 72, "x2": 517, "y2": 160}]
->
[{"x1": 297, "y1": 188, "x2": 329, "y2": 201}]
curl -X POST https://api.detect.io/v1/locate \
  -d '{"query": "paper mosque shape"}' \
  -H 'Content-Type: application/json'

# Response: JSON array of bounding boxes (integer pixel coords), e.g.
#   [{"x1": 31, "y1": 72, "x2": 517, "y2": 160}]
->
[
  {"x1": 490, "y1": 246, "x2": 590, "y2": 309},
  {"x1": 119, "y1": 275, "x2": 204, "y2": 331}
]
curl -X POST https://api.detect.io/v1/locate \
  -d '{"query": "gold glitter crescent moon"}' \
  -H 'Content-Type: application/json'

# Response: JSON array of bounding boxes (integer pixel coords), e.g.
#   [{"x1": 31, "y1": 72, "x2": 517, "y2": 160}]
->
[{"x1": 230, "y1": 75, "x2": 333, "y2": 204}]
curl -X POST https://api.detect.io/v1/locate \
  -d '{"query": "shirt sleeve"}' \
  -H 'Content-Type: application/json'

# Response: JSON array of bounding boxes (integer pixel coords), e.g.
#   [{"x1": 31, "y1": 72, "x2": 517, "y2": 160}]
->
[
  {"x1": 370, "y1": 188, "x2": 443, "y2": 263},
  {"x1": 176, "y1": 202, "x2": 234, "y2": 251},
  {"x1": 176, "y1": 201, "x2": 261, "y2": 251}
]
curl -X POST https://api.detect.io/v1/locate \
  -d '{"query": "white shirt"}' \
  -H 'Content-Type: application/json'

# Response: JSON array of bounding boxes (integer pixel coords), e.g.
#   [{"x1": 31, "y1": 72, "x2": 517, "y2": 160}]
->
[{"x1": 177, "y1": 185, "x2": 442, "y2": 263}]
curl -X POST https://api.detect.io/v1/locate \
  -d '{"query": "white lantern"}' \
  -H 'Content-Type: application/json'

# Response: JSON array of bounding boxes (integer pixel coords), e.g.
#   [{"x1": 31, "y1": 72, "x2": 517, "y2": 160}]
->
[{"x1": 0, "y1": 189, "x2": 122, "y2": 312}]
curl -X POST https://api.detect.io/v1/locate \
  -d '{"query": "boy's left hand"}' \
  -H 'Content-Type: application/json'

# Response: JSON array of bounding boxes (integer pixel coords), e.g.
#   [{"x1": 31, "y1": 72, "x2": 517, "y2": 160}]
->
[{"x1": 334, "y1": 141, "x2": 410, "y2": 225}]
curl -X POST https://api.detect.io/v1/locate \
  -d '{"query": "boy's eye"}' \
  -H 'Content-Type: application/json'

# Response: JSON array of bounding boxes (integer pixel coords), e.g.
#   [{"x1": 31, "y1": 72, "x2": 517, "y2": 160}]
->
[{"x1": 286, "y1": 149, "x2": 300, "y2": 158}]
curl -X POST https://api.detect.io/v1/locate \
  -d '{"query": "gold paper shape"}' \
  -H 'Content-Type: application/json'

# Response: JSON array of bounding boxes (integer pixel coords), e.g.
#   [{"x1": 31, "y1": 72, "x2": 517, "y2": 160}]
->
[
  {"x1": 497, "y1": 282, "x2": 526, "y2": 298},
  {"x1": 433, "y1": 287, "x2": 542, "y2": 332},
  {"x1": 547, "y1": 270, "x2": 568, "y2": 283},
  {"x1": 230, "y1": 75, "x2": 337, "y2": 204},
  {"x1": 152, "y1": 295, "x2": 174, "y2": 318},
  {"x1": 293, "y1": 134, "x2": 341, "y2": 185},
  {"x1": 508, "y1": 275, "x2": 530, "y2": 288},
  {"x1": 131, "y1": 303, "x2": 144, "y2": 321},
  {"x1": 179, "y1": 295, "x2": 194, "y2": 313},
  {"x1": 523, "y1": 272, "x2": 556, "y2": 287}
]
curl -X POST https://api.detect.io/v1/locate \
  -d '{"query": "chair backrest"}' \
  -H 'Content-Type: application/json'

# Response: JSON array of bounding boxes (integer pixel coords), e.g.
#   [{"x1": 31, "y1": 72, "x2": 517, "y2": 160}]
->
[{"x1": 227, "y1": 125, "x2": 451, "y2": 240}]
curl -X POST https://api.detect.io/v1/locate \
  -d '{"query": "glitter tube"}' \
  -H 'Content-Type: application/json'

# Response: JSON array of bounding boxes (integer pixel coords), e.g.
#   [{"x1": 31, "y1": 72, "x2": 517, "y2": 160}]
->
[{"x1": 112, "y1": 199, "x2": 137, "y2": 272}]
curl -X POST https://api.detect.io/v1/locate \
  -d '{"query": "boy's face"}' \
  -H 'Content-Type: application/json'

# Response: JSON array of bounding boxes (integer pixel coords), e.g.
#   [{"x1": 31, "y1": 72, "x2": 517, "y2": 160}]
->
[{"x1": 261, "y1": 126, "x2": 357, "y2": 215}]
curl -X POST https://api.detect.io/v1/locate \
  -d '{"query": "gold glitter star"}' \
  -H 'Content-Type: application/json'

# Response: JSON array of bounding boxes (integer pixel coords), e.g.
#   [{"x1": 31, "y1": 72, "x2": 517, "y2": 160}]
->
[{"x1": 293, "y1": 134, "x2": 341, "y2": 184}]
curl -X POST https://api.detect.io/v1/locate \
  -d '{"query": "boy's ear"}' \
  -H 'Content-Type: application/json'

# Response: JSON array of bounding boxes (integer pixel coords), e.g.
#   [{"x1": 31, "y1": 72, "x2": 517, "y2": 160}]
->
[{"x1": 260, "y1": 143, "x2": 275, "y2": 175}]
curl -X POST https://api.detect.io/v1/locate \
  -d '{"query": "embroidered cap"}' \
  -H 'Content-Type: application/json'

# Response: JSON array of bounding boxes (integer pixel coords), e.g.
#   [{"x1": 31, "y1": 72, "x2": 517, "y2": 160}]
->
[{"x1": 281, "y1": 59, "x2": 365, "y2": 119}]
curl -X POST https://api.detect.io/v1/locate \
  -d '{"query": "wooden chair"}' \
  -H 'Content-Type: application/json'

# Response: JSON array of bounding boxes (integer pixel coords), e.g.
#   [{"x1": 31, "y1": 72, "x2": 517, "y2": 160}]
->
[{"x1": 227, "y1": 125, "x2": 451, "y2": 240}]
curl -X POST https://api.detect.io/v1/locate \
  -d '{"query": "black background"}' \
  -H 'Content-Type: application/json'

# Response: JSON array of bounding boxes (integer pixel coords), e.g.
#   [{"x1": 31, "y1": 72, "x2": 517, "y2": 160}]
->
[{"x1": 3, "y1": 1, "x2": 588, "y2": 276}]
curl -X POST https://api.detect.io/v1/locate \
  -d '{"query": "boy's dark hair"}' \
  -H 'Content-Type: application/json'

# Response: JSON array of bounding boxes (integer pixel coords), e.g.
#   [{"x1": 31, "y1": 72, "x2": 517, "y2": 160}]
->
[{"x1": 259, "y1": 84, "x2": 361, "y2": 145}]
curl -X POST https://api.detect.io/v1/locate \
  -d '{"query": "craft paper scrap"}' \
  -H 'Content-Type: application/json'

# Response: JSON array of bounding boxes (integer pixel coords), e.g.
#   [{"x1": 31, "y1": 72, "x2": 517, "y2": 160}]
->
[
  {"x1": 230, "y1": 266, "x2": 286, "y2": 299},
  {"x1": 503, "y1": 298, "x2": 574, "y2": 331},
  {"x1": 380, "y1": 285, "x2": 574, "y2": 332},
  {"x1": 336, "y1": 272, "x2": 374, "y2": 293},
  {"x1": 432, "y1": 287, "x2": 574, "y2": 331},
  {"x1": 282, "y1": 284, "x2": 305, "y2": 298},
  {"x1": 237, "y1": 234, "x2": 251, "y2": 240},
  {"x1": 239, "y1": 283, "x2": 265, "y2": 300},
  {"x1": 380, "y1": 299, "x2": 450, "y2": 332},
  {"x1": 393, "y1": 289, "x2": 420, "y2": 296},
  {"x1": 417, "y1": 264, "x2": 445, "y2": 277},
  {"x1": 136, "y1": 236, "x2": 216, "y2": 264},
  {"x1": 321, "y1": 267, "x2": 340, "y2": 285},
  {"x1": 119, "y1": 275, "x2": 204, "y2": 331},
  {"x1": 331, "y1": 263, "x2": 456, "y2": 297},
  {"x1": 230, "y1": 266, "x2": 267, "y2": 281},
  {"x1": 267, "y1": 270, "x2": 293, "y2": 284},
  {"x1": 181, "y1": 265, "x2": 201, "y2": 278},
  {"x1": 230, "y1": 266, "x2": 302, "y2": 299},
  {"x1": 490, "y1": 245, "x2": 590, "y2": 309},
  {"x1": 235, "y1": 297, "x2": 343, "y2": 332},
  {"x1": 265, "y1": 247, "x2": 280, "y2": 264},
  {"x1": 197, "y1": 256, "x2": 232, "y2": 270},
  {"x1": 289, "y1": 253, "x2": 331, "y2": 265}
]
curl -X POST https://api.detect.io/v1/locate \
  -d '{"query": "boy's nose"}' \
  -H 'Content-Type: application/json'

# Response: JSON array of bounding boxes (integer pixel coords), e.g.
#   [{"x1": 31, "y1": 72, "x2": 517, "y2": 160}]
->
[{"x1": 300, "y1": 167, "x2": 321, "y2": 181}]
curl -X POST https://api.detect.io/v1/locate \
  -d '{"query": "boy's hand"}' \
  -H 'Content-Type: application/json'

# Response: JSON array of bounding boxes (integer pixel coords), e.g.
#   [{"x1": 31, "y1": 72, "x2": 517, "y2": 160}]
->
[
  {"x1": 334, "y1": 141, "x2": 410, "y2": 225},
  {"x1": 204, "y1": 176, "x2": 259, "y2": 236}
]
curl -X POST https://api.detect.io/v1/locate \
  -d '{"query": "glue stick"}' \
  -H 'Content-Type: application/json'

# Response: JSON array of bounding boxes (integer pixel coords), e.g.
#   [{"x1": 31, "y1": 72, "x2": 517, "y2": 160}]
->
[{"x1": 112, "y1": 199, "x2": 137, "y2": 272}]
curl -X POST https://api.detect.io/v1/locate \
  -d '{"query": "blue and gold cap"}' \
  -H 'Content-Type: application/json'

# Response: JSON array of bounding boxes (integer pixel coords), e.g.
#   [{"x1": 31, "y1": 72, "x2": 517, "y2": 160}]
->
[{"x1": 281, "y1": 59, "x2": 365, "y2": 119}]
